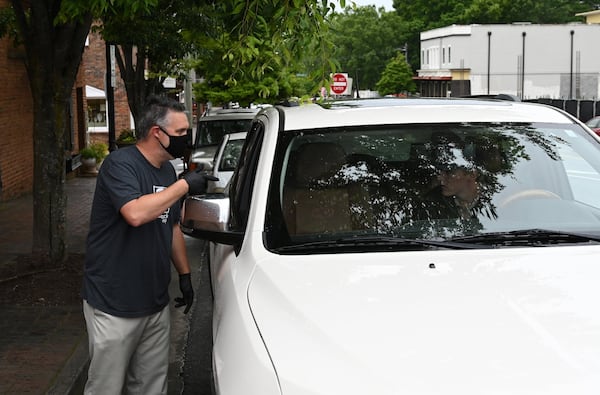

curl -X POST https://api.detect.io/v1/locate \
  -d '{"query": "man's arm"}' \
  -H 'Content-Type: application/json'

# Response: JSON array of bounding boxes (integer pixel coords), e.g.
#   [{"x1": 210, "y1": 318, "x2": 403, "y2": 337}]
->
[
  {"x1": 172, "y1": 224, "x2": 194, "y2": 313},
  {"x1": 120, "y1": 179, "x2": 189, "y2": 227},
  {"x1": 171, "y1": 225, "x2": 191, "y2": 275},
  {"x1": 120, "y1": 170, "x2": 215, "y2": 227}
]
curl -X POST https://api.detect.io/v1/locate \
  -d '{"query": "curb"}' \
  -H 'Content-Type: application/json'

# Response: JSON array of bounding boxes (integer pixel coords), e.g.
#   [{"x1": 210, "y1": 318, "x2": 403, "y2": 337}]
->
[{"x1": 46, "y1": 334, "x2": 90, "y2": 395}]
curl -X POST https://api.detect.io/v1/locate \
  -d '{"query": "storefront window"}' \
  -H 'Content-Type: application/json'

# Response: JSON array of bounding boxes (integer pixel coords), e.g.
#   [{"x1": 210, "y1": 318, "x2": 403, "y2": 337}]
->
[{"x1": 88, "y1": 99, "x2": 107, "y2": 131}]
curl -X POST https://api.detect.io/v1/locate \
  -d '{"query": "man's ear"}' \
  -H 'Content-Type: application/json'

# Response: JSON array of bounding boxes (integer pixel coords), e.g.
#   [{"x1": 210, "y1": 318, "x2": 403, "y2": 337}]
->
[{"x1": 151, "y1": 125, "x2": 162, "y2": 139}]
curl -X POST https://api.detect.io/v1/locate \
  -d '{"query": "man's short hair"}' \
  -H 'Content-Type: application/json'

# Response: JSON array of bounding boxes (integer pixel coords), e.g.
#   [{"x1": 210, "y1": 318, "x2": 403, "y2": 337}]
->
[{"x1": 136, "y1": 95, "x2": 186, "y2": 139}]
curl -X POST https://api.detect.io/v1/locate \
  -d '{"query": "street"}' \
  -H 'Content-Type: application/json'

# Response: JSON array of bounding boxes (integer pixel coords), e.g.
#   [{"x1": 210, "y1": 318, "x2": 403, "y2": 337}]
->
[{"x1": 169, "y1": 236, "x2": 214, "y2": 395}]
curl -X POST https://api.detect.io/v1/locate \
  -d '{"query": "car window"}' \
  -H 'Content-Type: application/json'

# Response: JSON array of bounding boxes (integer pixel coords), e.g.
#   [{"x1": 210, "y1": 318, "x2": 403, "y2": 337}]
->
[
  {"x1": 265, "y1": 122, "x2": 600, "y2": 250},
  {"x1": 229, "y1": 121, "x2": 264, "y2": 234}
]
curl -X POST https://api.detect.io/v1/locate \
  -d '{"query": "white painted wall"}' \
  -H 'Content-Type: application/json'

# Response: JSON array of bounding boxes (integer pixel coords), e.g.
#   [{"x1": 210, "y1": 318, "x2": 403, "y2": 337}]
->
[{"x1": 419, "y1": 23, "x2": 600, "y2": 99}]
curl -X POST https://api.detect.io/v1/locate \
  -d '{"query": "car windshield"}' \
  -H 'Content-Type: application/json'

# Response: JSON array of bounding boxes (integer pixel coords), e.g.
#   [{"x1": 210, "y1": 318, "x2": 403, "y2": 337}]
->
[
  {"x1": 195, "y1": 119, "x2": 253, "y2": 147},
  {"x1": 265, "y1": 122, "x2": 600, "y2": 251}
]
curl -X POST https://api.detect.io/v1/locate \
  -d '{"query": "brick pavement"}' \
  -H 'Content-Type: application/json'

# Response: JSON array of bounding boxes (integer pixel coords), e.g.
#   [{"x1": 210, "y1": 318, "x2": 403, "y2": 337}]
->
[
  {"x1": 0, "y1": 175, "x2": 95, "y2": 394},
  {"x1": 0, "y1": 174, "x2": 202, "y2": 394}
]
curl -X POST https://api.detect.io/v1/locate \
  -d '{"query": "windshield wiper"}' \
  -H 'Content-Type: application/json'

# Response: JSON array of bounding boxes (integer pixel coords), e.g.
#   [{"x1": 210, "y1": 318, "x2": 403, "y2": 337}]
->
[
  {"x1": 274, "y1": 235, "x2": 486, "y2": 253},
  {"x1": 449, "y1": 228, "x2": 600, "y2": 247}
]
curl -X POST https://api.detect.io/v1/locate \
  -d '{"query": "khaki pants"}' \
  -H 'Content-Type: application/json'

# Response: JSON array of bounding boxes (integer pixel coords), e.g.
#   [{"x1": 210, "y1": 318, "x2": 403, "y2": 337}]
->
[{"x1": 83, "y1": 300, "x2": 170, "y2": 394}]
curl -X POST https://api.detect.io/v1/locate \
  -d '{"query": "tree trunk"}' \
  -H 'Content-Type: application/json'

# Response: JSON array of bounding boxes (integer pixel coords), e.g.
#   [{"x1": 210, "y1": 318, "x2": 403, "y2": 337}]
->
[
  {"x1": 12, "y1": 0, "x2": 93, "y2": 266},
  {"x1": 115, "y1": 44, "x2": 165, "y2": 129},
  {"x1": 31, "y1": 95, "x2": 68, "y2": 264}
]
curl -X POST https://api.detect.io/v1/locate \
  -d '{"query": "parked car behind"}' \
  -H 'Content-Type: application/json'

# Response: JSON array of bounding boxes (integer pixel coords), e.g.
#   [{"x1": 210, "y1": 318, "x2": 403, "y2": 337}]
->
[
  {"x1": 585, "y1": 115, "x2": 600, "y2": 135},
  {"x1": 183, "y1": 98, "x2": 600, "y2": 395},
  {"x1": 188, "y1": 108, "x2": 258, "y2": 172}
]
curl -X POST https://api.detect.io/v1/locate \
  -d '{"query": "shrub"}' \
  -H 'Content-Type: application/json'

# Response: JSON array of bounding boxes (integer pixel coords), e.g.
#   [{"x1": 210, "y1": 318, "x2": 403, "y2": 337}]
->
[
  {"x1": 80, "y1": 142, "x2": 108, "y2": 161},
  {"x1": 117, "y1": 128, "x2": 137, "y2": 143}
]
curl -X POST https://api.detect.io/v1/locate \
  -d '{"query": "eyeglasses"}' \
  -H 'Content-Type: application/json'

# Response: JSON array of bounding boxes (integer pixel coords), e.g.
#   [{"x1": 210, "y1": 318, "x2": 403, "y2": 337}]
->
[{"x1": 157, "y1": 126, "x2": 190, "y2": 136}]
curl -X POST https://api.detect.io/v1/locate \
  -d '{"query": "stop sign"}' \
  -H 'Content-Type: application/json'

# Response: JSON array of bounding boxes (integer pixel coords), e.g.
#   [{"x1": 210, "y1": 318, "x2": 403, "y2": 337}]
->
[{"x1": 331, "y1": 73, "x2": 348, "y2": 95}]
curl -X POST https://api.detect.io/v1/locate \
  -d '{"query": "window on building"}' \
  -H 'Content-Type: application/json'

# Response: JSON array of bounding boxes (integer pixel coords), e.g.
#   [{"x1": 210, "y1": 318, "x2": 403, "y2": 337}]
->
[
  {"x1": 88, "y1": 100, "x2": 107, "y2": 130},
  {"x1": 86, "y1": 85, "x2": 108, "y2": 132},
  {"x1": 442, "y1": 47, "x2": 446, "y2": 64},
  {"x1": 448, "y1": 46, "x2": 451, "y2": 64}
]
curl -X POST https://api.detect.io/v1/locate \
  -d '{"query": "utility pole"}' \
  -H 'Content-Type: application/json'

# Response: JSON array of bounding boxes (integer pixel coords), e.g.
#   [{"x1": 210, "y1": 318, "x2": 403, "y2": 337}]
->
[{"x1": 105, "y1": 42, "x2": 117, "y2": 152}]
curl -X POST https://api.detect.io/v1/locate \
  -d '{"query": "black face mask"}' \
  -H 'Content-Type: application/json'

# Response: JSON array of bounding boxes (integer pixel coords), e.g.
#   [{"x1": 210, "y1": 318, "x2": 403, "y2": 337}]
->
[{"x1": 158, "y1": 126, "x2": 187, "y2": 158}]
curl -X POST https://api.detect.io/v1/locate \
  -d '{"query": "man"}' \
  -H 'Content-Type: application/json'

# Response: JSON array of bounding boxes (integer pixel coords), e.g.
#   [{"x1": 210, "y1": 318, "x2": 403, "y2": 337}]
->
[
  {"x1": 82, "y1": 95, "x2": 213, "y2": 394},
  {"x1": 436, "y1": 164, "x2": 480, "y2": 218}
]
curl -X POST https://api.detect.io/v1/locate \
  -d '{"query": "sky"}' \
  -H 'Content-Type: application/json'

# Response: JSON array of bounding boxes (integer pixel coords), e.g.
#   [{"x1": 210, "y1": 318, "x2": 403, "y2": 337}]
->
[{"x1": 343, "y1": 0, "x2": 394, "y2": 11}]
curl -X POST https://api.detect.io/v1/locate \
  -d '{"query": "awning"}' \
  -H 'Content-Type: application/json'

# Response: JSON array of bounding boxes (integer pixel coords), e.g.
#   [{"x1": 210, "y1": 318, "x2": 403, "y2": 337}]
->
[{"x1": 85, "y1": 85, "x2": 105, "y2": 99}]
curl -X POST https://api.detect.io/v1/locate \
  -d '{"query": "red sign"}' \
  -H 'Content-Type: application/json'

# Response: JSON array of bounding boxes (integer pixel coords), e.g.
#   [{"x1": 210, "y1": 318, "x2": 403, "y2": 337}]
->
[{"x1": 331, "y1": 73, "x2": 348, "y2": 95}]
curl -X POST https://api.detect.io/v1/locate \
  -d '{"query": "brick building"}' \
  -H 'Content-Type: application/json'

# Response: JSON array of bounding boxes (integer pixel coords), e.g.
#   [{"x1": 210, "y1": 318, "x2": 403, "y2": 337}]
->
[
  {"x1": 0, "y1": 0, "x2": 33, "y2": 201},
  {"x1": 0, "y1": 7, "x2": 131, "y2": 201},
  {"x1": 79, "y1": 27, "x2": 132, "y2": 148}
]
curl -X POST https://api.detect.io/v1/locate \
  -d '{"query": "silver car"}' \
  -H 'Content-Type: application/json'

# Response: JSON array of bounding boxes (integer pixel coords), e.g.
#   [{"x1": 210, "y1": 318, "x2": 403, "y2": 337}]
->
[
  {"x1": 188, "y1": 108, "x2": 258, "y2": 172},
  {"x1": 207, "y1": 131, "x2": 247, "y2": 193}
]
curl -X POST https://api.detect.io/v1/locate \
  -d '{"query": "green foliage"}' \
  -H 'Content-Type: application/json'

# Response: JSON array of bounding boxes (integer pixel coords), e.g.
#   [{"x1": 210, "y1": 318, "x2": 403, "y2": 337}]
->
[
  {"x1": 116, "y1": 129, "x2": 137, "y2": 143},
  {"x1": 97, "y1": 0, "x2": 339, "y2": 114},
  {"x1": 80, "y1": 142, "x2": 108, "y2": 161},
  {"x1": 375, "y1": 52, "x2": 416, "y2": 96},
  {"x1": 57, "y1": 0, "x2": 158, "y2": 23},
  {"x1": 189, "y1": 0, "x2": 341, "y2": 105},
  {"x1": 0, "y1": 6, "x2": 19, "y2": 45},
  {"x1": 329, "y1": 5, "x2": 410, "y2": 90}
]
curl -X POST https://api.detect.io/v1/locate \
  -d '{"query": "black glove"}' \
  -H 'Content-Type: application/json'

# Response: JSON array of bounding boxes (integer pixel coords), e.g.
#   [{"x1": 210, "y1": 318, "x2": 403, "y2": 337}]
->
[
  {"x1": 182, "y1": 169, "x2": 218, "y2": 195},
  {"x1": 174, "y1": 273, "x2": 194, "y2": 314}
]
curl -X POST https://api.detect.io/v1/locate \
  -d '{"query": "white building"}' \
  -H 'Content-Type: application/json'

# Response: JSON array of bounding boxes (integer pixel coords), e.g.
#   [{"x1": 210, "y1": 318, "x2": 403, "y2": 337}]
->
[{"x1": 417, "y1": 23, "x2": 600, "y2": 100}]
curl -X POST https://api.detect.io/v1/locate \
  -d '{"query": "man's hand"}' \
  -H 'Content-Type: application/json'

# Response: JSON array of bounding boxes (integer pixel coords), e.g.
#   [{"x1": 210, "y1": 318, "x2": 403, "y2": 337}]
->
[
  {"x1": 182, "y1": 170, "x2": 218, "y2": 195},
  {"x1": 174, "y1": 273, "x2": 194, "y2": 314}
]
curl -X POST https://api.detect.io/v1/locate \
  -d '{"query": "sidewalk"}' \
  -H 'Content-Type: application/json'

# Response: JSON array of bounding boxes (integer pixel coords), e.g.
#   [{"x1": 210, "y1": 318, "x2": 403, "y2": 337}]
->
[
  {"x1": 0, "y1": 175, "x2": 94, "y2": 394},
  {"x1": 0, "y1": 175, "x2": 200, "y2": 394}
]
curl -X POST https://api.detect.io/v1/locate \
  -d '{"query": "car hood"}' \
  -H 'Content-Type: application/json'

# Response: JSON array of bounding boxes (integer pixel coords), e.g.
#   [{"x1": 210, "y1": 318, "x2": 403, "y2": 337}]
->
[{"x1": 247, "y1": 247, "x2": 600, "y2": 395}]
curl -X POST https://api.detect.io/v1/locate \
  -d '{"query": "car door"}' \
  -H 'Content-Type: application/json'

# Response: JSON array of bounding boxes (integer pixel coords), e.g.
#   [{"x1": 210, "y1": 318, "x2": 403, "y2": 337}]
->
[{"x1": 210, "y1": 120, "x2": 265, "y2": 337}]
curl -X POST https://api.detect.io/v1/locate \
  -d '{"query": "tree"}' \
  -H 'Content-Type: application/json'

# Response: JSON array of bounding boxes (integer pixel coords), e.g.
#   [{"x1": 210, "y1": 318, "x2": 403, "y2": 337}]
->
[
  {"x1": 190, "y1": 0, "x2": 342, "y2": 105},
  {"x1": 329, "y1": 6, "x2": 409, "y2": 91},
  {"x1": 375, "y1": 52, "x2": 416, "y2": 96},
  {"x1": 0, "y1": 0, "x2": 341, "y2": 266},
  {"x1": 99, "y1": 0, "x2": 343, "y2": 110},
  {"x1": 1, "y1": 0, "x2": 156, "y2": 265},
  {"x1": 100, "y1": 0, "x2": 200, "y2": 125}
]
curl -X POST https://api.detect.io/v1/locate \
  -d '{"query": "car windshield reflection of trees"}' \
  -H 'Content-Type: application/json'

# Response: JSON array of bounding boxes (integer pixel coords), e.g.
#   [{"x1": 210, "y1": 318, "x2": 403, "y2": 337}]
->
[{"x1": 268, "y1": 123, "x2": 590, "y2": 251}]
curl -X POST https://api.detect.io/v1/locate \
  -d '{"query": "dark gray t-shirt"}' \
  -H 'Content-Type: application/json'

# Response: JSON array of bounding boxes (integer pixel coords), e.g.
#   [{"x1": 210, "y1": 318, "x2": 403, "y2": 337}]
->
[{"x1": 82, "y1": 146, "x2": 181, "y2": 317}]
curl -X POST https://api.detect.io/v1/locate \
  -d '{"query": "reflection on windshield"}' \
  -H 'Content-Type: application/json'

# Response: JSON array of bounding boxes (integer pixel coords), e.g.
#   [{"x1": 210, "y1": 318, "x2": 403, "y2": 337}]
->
[{"x1": 266, "y1": 123, "x2": 600, "y2": 249}]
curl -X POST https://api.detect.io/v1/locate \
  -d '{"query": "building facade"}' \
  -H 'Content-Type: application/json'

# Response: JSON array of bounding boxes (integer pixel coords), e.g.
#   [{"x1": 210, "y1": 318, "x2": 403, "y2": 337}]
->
[
  {"x1": 80, "y1": 28, "x2": 132, "y2": 148},
  {"x1": 0, "y1": 9, "x2": 131, "y2": 201},
  {"x1": 0, "y1": 0, "x2": 33, "y2": 200},
  {"x1": 417, "y1": 23, "x2": 600, "y2": 100}
]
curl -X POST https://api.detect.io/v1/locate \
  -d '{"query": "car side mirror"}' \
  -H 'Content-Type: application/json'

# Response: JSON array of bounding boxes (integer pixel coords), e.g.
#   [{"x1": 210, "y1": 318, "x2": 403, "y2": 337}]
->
[{"x1": 181, "y1": 194, "x2": 244, "y2": 246}]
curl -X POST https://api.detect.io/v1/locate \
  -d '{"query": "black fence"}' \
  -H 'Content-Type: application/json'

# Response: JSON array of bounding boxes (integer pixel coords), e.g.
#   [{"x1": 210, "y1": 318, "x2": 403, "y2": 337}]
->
[{"x1": 526, "y1": 98, "x2": 600, "y2": 123}]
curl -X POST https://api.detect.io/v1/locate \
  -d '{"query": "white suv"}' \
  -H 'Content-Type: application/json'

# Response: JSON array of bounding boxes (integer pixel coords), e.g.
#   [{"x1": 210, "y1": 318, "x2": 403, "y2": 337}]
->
[{"x1": 183, "y1": 98, "x2": 600, "y2": 395}]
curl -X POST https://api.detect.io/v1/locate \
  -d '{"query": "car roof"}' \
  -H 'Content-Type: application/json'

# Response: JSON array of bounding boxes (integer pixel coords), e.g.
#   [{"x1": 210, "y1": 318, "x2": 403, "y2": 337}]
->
[{"x1": 275, "y1": 98, "x2": 574, "y2": 131}]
